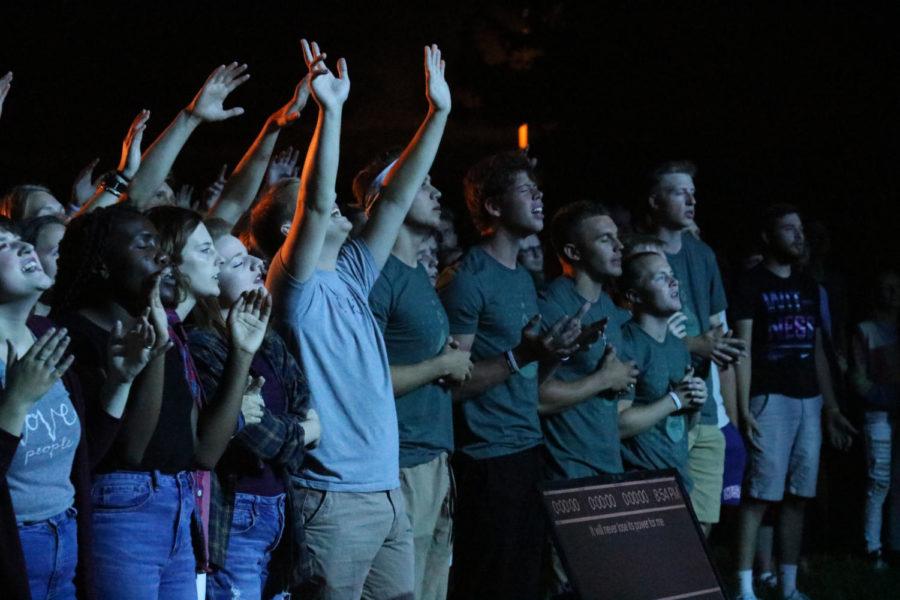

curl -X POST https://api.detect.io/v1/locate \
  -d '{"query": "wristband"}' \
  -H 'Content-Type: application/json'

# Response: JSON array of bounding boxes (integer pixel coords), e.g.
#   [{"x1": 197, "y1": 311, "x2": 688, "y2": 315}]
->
[
  {"x1": 669, "y1": 391, "x2": 682, "y2": 411},
  {"x1": 99, "y1": 171, "x2": 130, "y2": 197},
  {"x1": 505, "y1": 350, "x2": 521, "y2": 374}
]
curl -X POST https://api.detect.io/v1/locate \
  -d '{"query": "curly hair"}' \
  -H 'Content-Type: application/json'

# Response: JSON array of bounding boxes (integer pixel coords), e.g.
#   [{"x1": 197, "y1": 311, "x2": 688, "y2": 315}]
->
[
  {"x1": 463, "y1": 151, "x2": 535, "y2": 235},
  {"x1": 52, "y1": 205, "x2": 145, "y2": 314}
]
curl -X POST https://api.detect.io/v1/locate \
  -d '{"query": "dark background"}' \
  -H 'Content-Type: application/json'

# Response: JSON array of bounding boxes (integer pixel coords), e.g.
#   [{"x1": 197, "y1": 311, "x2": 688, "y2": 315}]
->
[{"x1": 2, "y1": 1, "x2": 898, "y2": 304}]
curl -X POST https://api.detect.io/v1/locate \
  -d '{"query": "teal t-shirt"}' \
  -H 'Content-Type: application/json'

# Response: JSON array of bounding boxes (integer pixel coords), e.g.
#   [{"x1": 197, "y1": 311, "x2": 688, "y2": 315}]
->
[
  {"x1": 618, "y1": 320, "x2": 693, "y2": 490},
  {"x1": 666, "y1": 234, "x2": 728, "y2": 425},
  {"x1": 439, "y1": 246, "x2": 542, "y2": 459},
  {"x1": 370, "y1": 255, "x2": 453, "y2": 469},
  {"x1": 538, "y1": 277, "x2": 631, "y2": 478}
]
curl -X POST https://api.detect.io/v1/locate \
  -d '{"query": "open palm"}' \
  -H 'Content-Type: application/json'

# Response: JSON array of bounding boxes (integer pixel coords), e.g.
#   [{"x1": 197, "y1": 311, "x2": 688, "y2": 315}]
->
[
  {"x1": 187, "y1": 62, "x2": 250, "y2": 122},
  {"x1": 227, "y1": 289, "x2": 272, "y2": 355},
  {"x1": 424, "y1": 44, "x2": 450, "y2": 112},
  {"x1": 301, "y1": 39, "x2": 350, "y2": 111}
]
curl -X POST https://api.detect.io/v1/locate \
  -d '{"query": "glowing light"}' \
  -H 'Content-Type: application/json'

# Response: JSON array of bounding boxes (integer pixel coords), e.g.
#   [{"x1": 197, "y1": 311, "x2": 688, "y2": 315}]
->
[{"x1": 518, "y1": 123, "x2": 528, "y2": 150}]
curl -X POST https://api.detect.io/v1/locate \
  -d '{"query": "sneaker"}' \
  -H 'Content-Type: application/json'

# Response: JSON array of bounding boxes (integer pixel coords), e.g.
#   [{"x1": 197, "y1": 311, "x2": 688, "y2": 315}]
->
[
  {"x1": 783, "y1": 591, "x2": 811, "y2": 600},
  {"x1": 867, "y1": 549, "x2": 888, "y2": 571},
  {"x1": 756, "y1": 572, "x2": 778, "y2": 590}
]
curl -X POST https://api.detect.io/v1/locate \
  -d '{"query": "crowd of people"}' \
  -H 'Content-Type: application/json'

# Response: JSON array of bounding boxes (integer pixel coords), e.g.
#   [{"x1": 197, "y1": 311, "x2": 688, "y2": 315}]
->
[{"x1": 0, "y1": 37, "x2": 898, "y2": 600}]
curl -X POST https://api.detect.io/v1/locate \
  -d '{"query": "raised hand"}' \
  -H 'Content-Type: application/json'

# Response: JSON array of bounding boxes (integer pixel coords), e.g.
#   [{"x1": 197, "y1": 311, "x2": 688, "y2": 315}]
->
[
  {"x1": 2, "y1": 329, "x2": 74, "y2": 408},
  {"x1": 424, "y1": 44, "x2": 450, "y2": 112},
  {"x1": 0, "y1": 71, "x2": 11, "y2": 119},
  {"x1": 265, "y1": 147, "x2": 301, "y2": 187},
  {"x1": 146, "y1": 273, "x2": 171, "y2": 349},
  {"x1": 71, "y1": 158, "x2": 100, "y2": 207},
  {"x1": 119, "y1": 109, "x2": 151, "y2": 178},
  {"x1": 107, "y1": 314, "x2": 169, "y2": 384},
  {"x1": 301, "y1": 39, "x2": 350, "y2": 111},
  {"x1": 227, "y1": 288, "x2": 272, "y2": 355},
  {"x1": 202, "y1": 164, "x2": 228, "y2": 210},
  {"x1": 268, "y1": 74, "x2": 312, "y2": 129},
  {"x1": 597, "y1": 345, "x2": 639, "y2": 393},
  {"x1": 185, "y1": 62, "x2": 250, "y2": 123},
  {"x1": 174, "y1": 184, "x2": 194, "y2": 208},
  {"x1": 241, "y1": 375, "x2": 266, "y2": 426}
]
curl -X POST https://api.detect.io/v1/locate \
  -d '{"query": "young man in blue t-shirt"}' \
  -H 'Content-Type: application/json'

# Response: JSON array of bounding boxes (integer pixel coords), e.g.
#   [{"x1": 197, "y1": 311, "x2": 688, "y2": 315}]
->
[{"x1": 266, "y1": 40, "x2": 451, "y2": 599}]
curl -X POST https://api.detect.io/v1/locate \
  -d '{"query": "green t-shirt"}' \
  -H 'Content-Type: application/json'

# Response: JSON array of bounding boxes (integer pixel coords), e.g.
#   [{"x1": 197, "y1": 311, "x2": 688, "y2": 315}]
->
[
  {"x1": 439, "y1": 246, "x2": 542, "y2": 459},
  {"x1": 370, "y1": 255, "x2": 453, "y2": 468},
  {"x1": 618, "y1": 319, "x2": 693, "y2": 490},
  {"x1": 538, "y1": 277, "x2": 631, "y2": 478},
  {"x1": 666, "y1": 233, "x2": 728, "y2": 425}
]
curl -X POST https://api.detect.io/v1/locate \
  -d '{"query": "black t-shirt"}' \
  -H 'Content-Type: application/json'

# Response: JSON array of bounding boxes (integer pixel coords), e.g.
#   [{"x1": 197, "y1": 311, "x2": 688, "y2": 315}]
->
[
  {"x1": 730, "y1": 264, "x2": 821, "y2": 398},
  {"x1": 58, "y1": 312, "x2": 196, "y2": 473}
]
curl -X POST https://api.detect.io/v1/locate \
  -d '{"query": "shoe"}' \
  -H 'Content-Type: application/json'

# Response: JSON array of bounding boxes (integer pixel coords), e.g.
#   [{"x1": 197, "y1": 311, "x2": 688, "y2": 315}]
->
[
  {"x1": 756, "y1": 572, "x2": 778, "y2": 590},
  {"x1": 783, "y1": 591, "x2": 811, "y2": 600},
  {"x1": 867, "y1": 549, "x2": 888, "y2": 571}
]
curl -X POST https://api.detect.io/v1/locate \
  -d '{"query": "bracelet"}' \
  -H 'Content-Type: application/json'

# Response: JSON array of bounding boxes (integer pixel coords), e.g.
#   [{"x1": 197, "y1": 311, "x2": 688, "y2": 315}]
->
[
  {"x1": 669, "y1": 391, "x2": 682, "y2": 411},
  {"x1": 505, "y1": 350, "x2": 521, "y2": 374},
  {"x1": 99, "y1": 171, "x2": 129, "y2": 197}
]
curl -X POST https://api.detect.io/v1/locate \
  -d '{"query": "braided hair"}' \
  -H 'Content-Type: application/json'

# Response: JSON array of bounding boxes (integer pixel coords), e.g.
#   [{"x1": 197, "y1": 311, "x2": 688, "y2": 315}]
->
[{"x1": 52, "y1": 205, "x2": 145, "y2": 315}]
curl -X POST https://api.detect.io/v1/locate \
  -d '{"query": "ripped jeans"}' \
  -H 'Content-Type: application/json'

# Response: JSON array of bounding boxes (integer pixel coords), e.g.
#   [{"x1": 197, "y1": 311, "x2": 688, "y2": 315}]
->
[{"x1": 863, "y1": 411, "x2": 900, "y2": 553}]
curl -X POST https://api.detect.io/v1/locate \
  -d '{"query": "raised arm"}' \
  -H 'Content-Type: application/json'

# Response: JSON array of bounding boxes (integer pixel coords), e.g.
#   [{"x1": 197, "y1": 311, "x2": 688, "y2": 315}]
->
[
  {"x1": 361, "y1": 45, "x2": 451, "y2": 269},
  {"x1": 0, "y1": 71, "x2": 11, "y2": 121},
  {"x1": 208, "y1": 74, "x2": 312, "y2": 225},
  {"x1": 277, "y1": 40, "x2": 349, "y2": 282},
  {"x1": 127, "y1": 63, "x2": 250, "y2": 209},
  {"x1": 78, "y1": 110, "x2": 150, "y2": 215}
]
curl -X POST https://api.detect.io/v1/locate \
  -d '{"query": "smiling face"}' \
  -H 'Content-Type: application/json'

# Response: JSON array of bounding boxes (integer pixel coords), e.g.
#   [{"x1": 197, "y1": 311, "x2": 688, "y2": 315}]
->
[
  {"x1": 177, "y1": 223, "x2": 223, "y2": 301},
  {"x1": 405, "y1": 174, "x2": 443, "y2": 230},
  {"x1": 0, "y1": 226, "x2": 53, "y2": 303},
  {"x1": 214, "y1": 234, "x2": 265, "y2": 307},
  {"x1": 650, "y1": 172, "x2": 696, "y2": 230}
]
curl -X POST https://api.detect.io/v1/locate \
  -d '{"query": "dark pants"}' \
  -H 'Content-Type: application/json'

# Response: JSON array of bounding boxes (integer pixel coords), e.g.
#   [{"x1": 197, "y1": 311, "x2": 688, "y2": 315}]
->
[{"x1": 450, "y1": 445, "x2": 546, "y2": 600}]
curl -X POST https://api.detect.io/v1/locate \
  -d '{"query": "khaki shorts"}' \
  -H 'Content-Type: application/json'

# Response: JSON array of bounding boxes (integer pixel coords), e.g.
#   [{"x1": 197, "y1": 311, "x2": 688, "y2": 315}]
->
[{"x1": 687, "y1": 423, "x2": 726, "y2": 524}]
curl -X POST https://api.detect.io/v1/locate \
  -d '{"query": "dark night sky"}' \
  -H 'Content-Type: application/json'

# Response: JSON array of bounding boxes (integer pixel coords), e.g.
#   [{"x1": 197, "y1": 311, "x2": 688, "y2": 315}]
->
[{"x1": 2, "y1": 2, "x2": 898, "y2": 299}]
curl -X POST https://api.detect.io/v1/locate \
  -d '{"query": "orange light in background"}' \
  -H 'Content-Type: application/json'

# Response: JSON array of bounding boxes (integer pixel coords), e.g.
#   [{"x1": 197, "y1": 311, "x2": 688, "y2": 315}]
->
[{"x1": 518, "y1": 123, "x2": 528, "y2": 150}]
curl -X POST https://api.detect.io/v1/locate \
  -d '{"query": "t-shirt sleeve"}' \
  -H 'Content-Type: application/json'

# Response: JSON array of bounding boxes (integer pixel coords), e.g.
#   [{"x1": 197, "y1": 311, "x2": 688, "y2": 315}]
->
[
  {"x1": 369, "y1": 274, "x2": 392, "y2": 333},
  {"x1": 265, "y1": 251, "x2": 319, "y2": 321},
  {"x1": 708, "y1": 252, "x2": 728, "y2": 316},
  {"x1": 439, "y1": 267, "x2": 483, "y2": 337},
  {"x1": 337, "y1": 238, "x2": 379, "y2": 295}
]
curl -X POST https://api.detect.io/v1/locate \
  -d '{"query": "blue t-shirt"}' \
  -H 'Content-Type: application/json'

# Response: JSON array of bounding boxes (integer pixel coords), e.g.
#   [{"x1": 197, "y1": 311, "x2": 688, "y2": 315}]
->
[
  {"x1": 538, "y1": 277, "x2": 631, "y2": 478},
  {"x1": 267, "y1": 238, "x2": 399, "y2": 491},
  {"x1": 439, "y1": 246, "x2": 543, "y2": 459},
  {"x1": 618, "y1": 320, "x2": 693, "y2": 490},
  {"x1": 370, "y1": 255, "x2": 453, "y2": 468},
  {"x1": 2, "y1": 360, "x2": 80, "y2": 522}
]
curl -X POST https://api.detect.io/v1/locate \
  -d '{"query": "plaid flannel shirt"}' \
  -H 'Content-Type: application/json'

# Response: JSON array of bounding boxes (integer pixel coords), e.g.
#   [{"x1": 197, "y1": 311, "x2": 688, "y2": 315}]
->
[{"x1": 187, "y1": 327, "x2": 312, "y2": 590}]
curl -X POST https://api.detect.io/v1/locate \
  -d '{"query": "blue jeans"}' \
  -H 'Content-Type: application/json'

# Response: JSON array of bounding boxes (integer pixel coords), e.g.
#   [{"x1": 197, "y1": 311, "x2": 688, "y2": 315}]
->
[
  {"x1": 207, "y1": 493, "x2": 286, "y2": 600},
  {"x1": 863, "y1": 411, "x2": 900, "y2": 552},
  {"x1": 17, "y1": 506, "x2": 78, "y2": 600},
  {"x1": 91, "y1": 471, "x2": 197, "y2": 600}
]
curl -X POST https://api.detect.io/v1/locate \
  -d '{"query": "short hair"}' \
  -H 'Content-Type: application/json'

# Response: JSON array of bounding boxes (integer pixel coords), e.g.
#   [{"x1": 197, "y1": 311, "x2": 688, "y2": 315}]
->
[
  {"x1": 250, "y1": 177, "x2": 300, "y2": 260},
  {"x1": 352, "y1": 147, "x2": 402, "y2": 211},
  {"x1": 463, "y1": 151, "x2": 536, "y2": 234},
  {"x1": 760, "y1": 203, "x2": 801, "y2": 236},
  {"x1": 0, "y1": 184, "x2": 54, "y2": 221},
  {"x1": 549, "y1": 201, "x2": 610, "y2": 260},
  {"x1": 620, "y1": 233, "x2": 665, "y2": 258},
  {"x1": 621, "y1": 251, "x2": 664, "y2": 293},
  {"x1": 647, "y1": 160, "x2": 697, "y2": 196}
]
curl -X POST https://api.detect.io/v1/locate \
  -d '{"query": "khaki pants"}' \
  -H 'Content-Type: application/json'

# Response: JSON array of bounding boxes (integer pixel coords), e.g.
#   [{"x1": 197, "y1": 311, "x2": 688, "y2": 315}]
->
[
  {"x1": 400, "y1": 453, "x2": 452, "y2": 600},
  {"x1": 687, "y1": 423, "x2": 726, "y2": 524}
]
